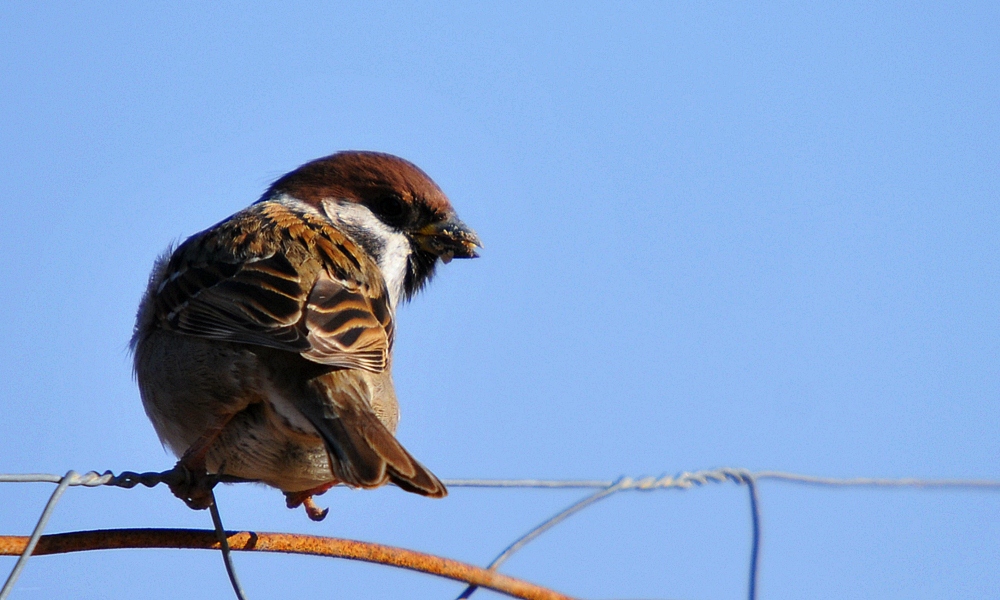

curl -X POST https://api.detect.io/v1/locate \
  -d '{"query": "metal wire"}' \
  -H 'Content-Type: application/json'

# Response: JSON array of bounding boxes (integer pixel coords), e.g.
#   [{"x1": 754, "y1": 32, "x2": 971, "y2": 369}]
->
[
  {"x1": 3, "y1": 467, "x2": 999, "y2": 600},
  {"x1": 0, "y1": 471, "x2": 75, "y2": 600},
  {"x1": 742, "y1": 473, "x2": 761, "y2": 600},
  {"x1": 0, "y1": 529, "x2": 573, "y2": 600},
  {"x1": 5, "y1": 469, "x2": 999, "y2": 490},
  {"x1": 457, "y1": 477, "x2": 632, "y2": 600},
  {"x1": 209, "y1": 491, "x2": 248, "y2": 600},
  {"x1": 447, "y1": 467, "x2": 1000, "y2": 600},
  {"x1": 447, "y1": 470, "x2": 1000, "y2": 490}
]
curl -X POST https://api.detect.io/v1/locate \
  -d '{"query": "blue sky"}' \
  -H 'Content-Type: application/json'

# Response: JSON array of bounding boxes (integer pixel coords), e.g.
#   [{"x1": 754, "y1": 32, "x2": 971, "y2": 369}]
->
[{"x1": 1, "y1": 3, "x2": 997, "y2": 599}]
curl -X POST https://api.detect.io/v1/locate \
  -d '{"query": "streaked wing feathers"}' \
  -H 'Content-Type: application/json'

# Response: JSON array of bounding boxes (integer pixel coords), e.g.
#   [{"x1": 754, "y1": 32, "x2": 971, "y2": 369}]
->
[
  {"x1": 302, "y1": 277, "x2": 390, "y2": 371},
  {"x1": 161, "y1": 251, "x2": 311, "y2": 351},
  {"x1": 154, "y1": 203, "x2": 393, "y2": 372}
]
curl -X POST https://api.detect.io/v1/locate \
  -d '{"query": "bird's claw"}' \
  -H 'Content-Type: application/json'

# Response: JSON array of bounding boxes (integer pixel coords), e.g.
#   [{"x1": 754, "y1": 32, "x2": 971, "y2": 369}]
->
[
  {"x1": 302, "y1": 497, "x2": 330, "y2": 521},
  {"x1": 166, "y1": 460, "x2": 218, "y2": 510},
  {"x1": 284, "y1": 487, "x2": 332, "y2": 521}
]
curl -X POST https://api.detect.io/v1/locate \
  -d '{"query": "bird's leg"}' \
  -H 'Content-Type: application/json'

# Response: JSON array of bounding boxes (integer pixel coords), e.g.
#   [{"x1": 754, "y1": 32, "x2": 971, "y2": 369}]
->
[
  {"x1": 168, "y1": 414, "x2": 235, "y2": 510},
  {"x1": 284, "y1": 482, "x2": 336, "y2": 521}
]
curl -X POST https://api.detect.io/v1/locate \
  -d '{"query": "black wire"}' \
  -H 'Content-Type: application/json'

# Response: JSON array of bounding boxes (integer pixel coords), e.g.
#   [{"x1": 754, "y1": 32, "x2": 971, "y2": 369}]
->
[{"x1": 209, "y1": 491, "x2": 249, "y2": 600}]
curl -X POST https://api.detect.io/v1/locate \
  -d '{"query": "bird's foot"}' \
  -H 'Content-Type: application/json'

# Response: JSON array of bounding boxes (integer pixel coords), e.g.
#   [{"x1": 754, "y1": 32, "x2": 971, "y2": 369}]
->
[
  {"x1": 164, "y1": 460, "x2": 218, "y2": 511},
  {"x1": 284, "y1": 483, "x2": 336, "y2": 522},
  {"x1": 301, "y1": 497, "x2": 329, "y2": 522}
]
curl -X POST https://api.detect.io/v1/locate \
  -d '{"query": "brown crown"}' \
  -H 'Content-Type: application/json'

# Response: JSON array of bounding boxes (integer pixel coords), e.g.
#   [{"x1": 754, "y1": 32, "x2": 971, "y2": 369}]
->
[{"x1": 264, "y1": 151, "x2": 454, "y2": 216}]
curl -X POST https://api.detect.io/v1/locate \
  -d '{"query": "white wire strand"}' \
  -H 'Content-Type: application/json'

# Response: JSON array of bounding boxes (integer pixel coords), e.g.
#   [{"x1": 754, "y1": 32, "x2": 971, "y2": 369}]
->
[{"x1": 0, "y1": 471, "x2": 76, "y2": 600}]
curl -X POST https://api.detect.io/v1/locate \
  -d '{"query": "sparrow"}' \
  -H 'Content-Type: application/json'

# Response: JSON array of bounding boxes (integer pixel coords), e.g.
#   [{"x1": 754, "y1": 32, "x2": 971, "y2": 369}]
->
[{"x1": 130, "y1": 151, "x2": 480, "y2": 520}]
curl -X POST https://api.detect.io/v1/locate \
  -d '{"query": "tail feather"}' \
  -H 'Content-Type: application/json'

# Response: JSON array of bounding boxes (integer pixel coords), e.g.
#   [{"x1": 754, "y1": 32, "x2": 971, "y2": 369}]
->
[
  {"x1": 388, "y1": 463, "x2": 446, "y2": 498},
  {"x1": 296, "y1": 380, "x2": 447, "y2": 498}
]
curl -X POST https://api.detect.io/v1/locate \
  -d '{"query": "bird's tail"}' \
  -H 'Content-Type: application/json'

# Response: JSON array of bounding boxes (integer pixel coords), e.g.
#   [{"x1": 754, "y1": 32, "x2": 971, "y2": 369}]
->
[{"x1": 296, "y1": 379, "x2": 447, "y2": 498}]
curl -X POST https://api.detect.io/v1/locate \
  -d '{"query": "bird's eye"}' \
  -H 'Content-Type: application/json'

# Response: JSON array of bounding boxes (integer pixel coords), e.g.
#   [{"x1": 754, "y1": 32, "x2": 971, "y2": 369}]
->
[{"x1": 369, "y1": 193, "x2": 407, "y2": 225}]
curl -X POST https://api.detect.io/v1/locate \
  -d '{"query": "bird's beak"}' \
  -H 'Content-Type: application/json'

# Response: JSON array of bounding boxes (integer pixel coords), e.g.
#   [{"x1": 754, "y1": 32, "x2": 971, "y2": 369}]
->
[{"x1": 414, "y1": 217, "x2": 483, "y2": 263}]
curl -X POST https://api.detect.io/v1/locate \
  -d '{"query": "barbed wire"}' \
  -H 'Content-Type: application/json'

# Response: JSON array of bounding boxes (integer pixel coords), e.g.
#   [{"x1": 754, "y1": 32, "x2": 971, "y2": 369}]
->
[{"x1": 2, "y1": 467, "x2": 999, "y2": 600}]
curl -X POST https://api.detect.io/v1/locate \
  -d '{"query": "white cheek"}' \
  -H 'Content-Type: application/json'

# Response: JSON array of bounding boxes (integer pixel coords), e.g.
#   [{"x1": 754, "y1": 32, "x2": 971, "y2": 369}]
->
[
  {"x1": 319, "y1": 199, "x2": 411, "y2": 309},
  {"x1": 378, "y1": 234, "x2": 411, "y2": 308}
]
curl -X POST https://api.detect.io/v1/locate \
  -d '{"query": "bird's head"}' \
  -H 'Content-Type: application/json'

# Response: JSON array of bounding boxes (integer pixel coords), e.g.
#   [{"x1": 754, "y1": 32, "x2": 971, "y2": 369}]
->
[{"x1": 263, "y1": 151, "x2": 481, "y2": 306}]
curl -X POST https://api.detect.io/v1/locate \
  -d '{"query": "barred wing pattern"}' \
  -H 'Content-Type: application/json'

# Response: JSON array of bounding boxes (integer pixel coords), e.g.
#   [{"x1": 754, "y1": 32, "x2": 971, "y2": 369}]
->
[
  {"x1": 302, "y1": 277, "x2": 391, "y2": 371},
  {"x1": 153, "y1": 202, "x2": 393, "y2": 372}
]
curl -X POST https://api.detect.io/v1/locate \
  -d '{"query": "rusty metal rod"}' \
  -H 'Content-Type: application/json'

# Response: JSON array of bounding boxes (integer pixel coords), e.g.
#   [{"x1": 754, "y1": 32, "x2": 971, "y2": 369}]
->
[{"x1": 0, "y1": 529, "x2": 573, "y2": 600}]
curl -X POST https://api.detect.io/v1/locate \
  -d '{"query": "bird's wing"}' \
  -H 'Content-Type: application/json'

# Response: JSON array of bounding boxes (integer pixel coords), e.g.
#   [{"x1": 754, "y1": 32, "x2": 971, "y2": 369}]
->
[
  {"x1": 152, "y1": 202, "x2": 393, "y2": 372},
  {"x1": 300, "y1": 275, "x2": 392, "y2": 371}
]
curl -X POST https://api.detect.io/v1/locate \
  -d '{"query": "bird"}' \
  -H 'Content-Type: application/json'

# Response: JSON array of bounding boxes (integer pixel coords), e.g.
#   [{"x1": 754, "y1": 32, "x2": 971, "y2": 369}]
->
[{"x1": 130, "y1": 151, "x2": 481, "y2": 520}]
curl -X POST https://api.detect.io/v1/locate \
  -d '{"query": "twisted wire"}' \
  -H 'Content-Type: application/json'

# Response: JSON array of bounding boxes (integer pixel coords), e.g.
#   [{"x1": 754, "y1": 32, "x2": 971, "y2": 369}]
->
[
  {"x1": 5, "y1": 467, "x2": 998, "y2": 491},
  {"x1": 4, "y1": 466, "x2": 999, "y2": 600},
  {"x1": 0, "y1": 469, "x2": 250, "y2": 489},
  {"x1": 455, "y1": 470, "x2": 763, "y2": 600},
  {"x1": 444, "y1": 468, "x2": 1000, "y2": 490}
]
